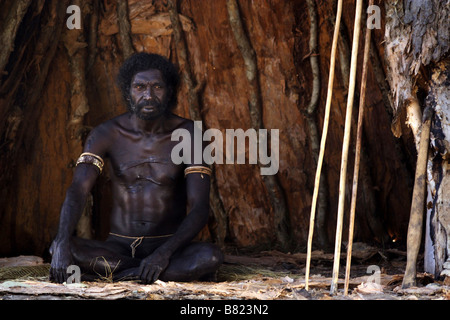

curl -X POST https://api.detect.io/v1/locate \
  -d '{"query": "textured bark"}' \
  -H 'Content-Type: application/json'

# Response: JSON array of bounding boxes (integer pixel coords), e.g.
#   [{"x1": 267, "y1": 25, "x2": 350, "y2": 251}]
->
[
  {"x1": 384, "y1": 0, "x2": 450, "y2": 282},
  {"x1": 116, "y1": 0, "x2": 135, "y2": 59},
  {"x1": 424, "y1": 61, "x2": 450, "y2": 278},
  {"x1": 167, "y1": 0, "x2": 228, "y2": 247},
  {"x1": 0, "y1": 0, "x2": 32, "y2": 77},
  {"x1": 226, "y1": 0, "x2": 261, "y2": 129},
  {"x1": 0, "y1": 0, "x2": 69, "y2": 255},
  {"x1": 63, "y1": 0, "x2": 93, "y2": 239},
  {"x1": 385, "y1": 0, "x2": 450, "y2": 136},
  {"x1": 226, "y1": 0, "x2": 291, "y2": 250},
  {"x1": 87, "y1": 1, "x2": 99, "y2": 72},
  {"x1": 0, "y1": 0, "x2": 67, "y2": 180},
  {"x1": 167, "y1": 0, "x2": 201, "y2": 121},
  {"x1": 435, "y1": 161, "x2": 450, "y2": 278},
  {"x1": 304, "y1": 0, "x2": 329, "y2": 250}
]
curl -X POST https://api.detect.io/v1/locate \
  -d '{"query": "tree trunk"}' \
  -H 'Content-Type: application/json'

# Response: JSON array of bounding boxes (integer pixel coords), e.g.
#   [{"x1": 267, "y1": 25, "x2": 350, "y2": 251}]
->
[
  {"x1": 424, "y1": 61, "x2": 450, "y2": 278},
  {"x1": 385, "y1": 0, "x2": 450, "y2": 282},
  {"x1": 0, "y1": 0, "x2": 32, "y2": 77},
  {"x1": 226, "y1": 0, "x2": 291, "y2": 250},
  {"x1": 116, "y1": 0, "x2": 135, "y2": 59},
  {"x1": 168, "y1": 0, "x2": 228, "y2": 246}
]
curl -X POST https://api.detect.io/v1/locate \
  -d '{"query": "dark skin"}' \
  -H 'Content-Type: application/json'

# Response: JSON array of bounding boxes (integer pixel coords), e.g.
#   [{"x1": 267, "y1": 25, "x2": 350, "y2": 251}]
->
[{"x1": 49, "y1": 69, "x2": 223, "y2": 284}]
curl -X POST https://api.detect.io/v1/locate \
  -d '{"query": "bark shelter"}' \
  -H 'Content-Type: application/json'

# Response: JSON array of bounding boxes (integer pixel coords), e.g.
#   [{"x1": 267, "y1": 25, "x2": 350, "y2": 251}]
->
[{"x1": 0, "y1": 0, "x2": 417, "y2": 258}]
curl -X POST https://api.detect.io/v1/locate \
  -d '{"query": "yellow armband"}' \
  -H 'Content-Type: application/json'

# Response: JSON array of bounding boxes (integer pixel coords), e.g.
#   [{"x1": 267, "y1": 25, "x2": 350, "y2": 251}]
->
[
  {"x1": 184, "y1": 166, "x2": 212, "y2": 179},
  {"x1": 76, "y1": 152, "x2": 104, "y2": 174}
]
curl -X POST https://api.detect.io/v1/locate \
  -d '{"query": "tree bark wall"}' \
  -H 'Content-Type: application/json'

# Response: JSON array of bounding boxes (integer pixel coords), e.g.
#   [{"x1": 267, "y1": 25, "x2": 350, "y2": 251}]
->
[
  {"x1": 0, "y1": 0, "x2": 416, "y2": 257},
  {"x1": 384, "y1": 0, "x2": 449, "y2": 278}
]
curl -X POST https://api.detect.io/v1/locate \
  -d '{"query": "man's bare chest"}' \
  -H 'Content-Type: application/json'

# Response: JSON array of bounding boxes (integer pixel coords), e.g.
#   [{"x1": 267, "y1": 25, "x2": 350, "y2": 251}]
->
[{"x1": 107, "y1": 136, "x2": 183, "y2": 187}]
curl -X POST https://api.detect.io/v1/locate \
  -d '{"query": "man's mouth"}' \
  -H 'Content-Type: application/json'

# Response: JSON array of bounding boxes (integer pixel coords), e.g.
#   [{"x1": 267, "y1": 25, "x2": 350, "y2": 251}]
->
[
  {"x1": 129, "y1": 99, "x2": 167, "y2": 120},
  {"x1": 139, "y1": 103, "x2": 159, "y2": 112},
  {"x1": 142, "y1": 105, "x2": 156, "y2": 111}
]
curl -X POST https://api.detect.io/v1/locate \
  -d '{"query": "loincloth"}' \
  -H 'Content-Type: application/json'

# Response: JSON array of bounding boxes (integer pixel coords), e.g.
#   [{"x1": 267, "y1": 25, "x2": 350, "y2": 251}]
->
[{"x1": 108, "y1": 232, "x2": 173, "y2": 258}]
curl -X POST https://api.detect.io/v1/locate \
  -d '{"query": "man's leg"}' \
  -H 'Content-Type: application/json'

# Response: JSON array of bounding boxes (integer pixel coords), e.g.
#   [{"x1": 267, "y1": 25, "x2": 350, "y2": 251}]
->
[
  {"x1": 70, "y1": 237, "x2": 141, "y2": 281},
  {"x1": 159, "y1": 242, "x2": 223, "y2": 282}
]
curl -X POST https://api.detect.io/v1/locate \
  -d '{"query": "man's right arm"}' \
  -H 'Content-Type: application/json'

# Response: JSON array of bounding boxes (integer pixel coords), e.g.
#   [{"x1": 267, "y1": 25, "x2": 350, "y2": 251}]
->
[
  {"x1": 49, "y1": 125, "x2": 109, "y2": 283},
  {"x1": 53, "y1": 165, "x2": 100, "y2": 242}
]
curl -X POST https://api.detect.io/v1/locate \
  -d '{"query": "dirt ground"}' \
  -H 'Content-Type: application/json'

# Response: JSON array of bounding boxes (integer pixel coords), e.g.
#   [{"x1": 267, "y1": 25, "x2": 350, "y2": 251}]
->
[{"x1": 1, "y1": 244, "x2": 449, "y2": 300}]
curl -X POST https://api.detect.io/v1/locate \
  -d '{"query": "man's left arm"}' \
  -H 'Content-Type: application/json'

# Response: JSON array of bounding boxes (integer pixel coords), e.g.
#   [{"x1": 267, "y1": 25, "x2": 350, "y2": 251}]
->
[
  {"x1": 162, "y1": 171, "x2": 210, "y2": 252},
  {"x1": 138, "y1": 167, "x2": 211, "y2": 283}
]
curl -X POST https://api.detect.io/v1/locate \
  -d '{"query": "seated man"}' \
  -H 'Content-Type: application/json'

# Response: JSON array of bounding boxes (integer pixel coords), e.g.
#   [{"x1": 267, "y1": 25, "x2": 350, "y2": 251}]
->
[{"x1": 49, "y1": 52, "x2": 223, "y2": 284}]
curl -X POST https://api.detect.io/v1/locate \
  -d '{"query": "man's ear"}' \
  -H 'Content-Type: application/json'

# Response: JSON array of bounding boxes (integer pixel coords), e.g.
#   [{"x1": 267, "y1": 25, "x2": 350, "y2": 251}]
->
[
  {"x1": 167, "y1": 87, "x2": 177, "y2": 109},
  {"x1": 167, "y1": 86, "x2": 174, "y2": 97},
  {"x1": 124, "y1": 92, "x2": 132, "y2": 108}
]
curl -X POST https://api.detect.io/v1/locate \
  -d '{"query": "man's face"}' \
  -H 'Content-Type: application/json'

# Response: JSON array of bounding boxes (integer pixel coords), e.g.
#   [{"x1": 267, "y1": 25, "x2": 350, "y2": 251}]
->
[{"x1": 129, "y1": 69, "x2": 170, "y2": 120}]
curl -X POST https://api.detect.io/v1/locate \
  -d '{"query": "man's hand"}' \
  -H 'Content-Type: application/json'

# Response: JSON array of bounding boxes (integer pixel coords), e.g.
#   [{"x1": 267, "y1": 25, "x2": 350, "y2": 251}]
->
[
  {"x1": 138, "y1": 251, "x2": 170, "y2": 284},
  {"x1": 49, "y1": 240, "x2": 73, "y2": 283}
]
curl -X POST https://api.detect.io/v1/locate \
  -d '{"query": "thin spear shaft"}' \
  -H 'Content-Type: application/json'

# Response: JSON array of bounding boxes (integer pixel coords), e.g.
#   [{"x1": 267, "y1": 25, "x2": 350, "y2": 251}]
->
[
  {"x1": 344, "y1": 0, "x2": 374, "y2": 295},
  {"x1": 305, "y1": 0, "x2": 343, "y2": 291},
  {"x1": 330, "y1": 0, "x2": 363, "y2": 295}
]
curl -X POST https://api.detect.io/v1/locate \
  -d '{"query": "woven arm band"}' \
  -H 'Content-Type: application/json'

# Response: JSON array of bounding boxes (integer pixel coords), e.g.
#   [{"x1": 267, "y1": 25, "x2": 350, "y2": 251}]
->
[
  {"x1": 76, "y1": 152, "x2": 104, "y2": 174},
  {"x1": 184, "y1": 166, "x2": 212, "y2": 178}
]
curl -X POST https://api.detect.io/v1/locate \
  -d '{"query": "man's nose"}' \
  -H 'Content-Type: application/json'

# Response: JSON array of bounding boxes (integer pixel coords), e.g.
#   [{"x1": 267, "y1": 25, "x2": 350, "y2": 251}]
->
[{"x1": 143, "y1": 87, "x2": 154, "y2": 100}]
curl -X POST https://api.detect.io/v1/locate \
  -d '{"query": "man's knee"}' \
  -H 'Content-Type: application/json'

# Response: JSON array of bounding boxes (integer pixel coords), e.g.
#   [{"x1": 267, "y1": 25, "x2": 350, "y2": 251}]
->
[
  {"x1": 192, "y1": 243, "x2": 223, "y2": 272},
  {"x1": 160, "y1": 242, "x2": 223, "y2": 282},
  {"x1": 178, "y1": 242, "x2": 223, "y2": 271},
  {"x1": 205, "y1": 243, "x2": 224, "y2": 268}
]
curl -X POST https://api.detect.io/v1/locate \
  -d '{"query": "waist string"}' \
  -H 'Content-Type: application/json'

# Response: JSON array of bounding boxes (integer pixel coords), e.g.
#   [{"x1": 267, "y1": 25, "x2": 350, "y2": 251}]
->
[{"x1": 109, "y1": 232, "x2": 173, "y2": 258}]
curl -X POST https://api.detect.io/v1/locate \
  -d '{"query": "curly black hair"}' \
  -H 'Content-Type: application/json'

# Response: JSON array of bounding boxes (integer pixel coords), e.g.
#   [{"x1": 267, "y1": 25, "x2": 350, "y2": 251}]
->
[{"x1": 116, "y1": 52, "x2": 180, "y2": 110}]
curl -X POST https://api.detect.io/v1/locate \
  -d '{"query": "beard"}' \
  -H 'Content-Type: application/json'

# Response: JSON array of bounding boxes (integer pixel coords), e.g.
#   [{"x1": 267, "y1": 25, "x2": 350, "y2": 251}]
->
[{"x1": 128, "y1": 98, "x2": 168, "y2": 120}]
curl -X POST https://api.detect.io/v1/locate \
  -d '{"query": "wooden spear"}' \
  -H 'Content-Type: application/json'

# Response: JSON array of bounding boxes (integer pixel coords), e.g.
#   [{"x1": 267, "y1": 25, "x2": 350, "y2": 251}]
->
[
  {"x1": 344, "y1": 0, "x2": 373, "y2": 295},
  {"x1": 402, "y1": 106, "x2": 434, "y2": 288},
  {"x1": 329, "y1": 0, "x2": 363, "y2": 295},
  {"x1": 305, "y1": 0, "x2": 343, "y2": 291}
]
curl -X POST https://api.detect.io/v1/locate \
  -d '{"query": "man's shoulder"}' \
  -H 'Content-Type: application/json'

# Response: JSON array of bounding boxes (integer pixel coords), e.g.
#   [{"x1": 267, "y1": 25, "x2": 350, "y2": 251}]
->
[
  {"x1": 85, "y1": 114, "x2": 126, "y2": 146},
  {"x1": 93, "y1": 113, "x2": 128, "y2": 132},
  {"x1": 91, "y1": 112, "x2": 195, "y2": 135},
  {"x1": 168, "y1": 113, "x2": 195, "y2": 132}
]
